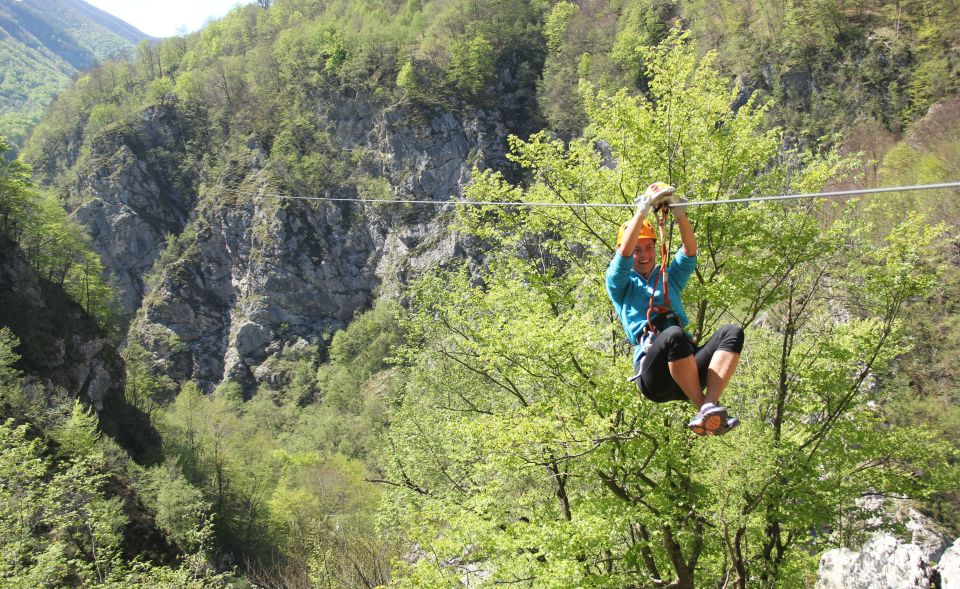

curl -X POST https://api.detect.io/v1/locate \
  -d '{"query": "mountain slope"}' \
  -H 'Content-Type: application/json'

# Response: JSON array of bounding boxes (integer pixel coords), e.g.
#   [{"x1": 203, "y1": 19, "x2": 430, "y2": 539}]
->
[
  {"x1": 18, "y1": 0, "x2": 960, "y2": 396},
  {"x1": 10, "y1": 0, "x2": 960, "y2": 584},
  {"x1": 0, "y1": 0, "x2": 148, "y2": 150}
]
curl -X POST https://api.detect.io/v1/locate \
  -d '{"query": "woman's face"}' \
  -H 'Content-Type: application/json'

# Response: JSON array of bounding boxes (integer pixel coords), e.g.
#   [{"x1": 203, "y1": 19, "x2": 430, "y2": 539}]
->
[{"x1": 632, "y1": 239, "x2": 657, "y2": 274}]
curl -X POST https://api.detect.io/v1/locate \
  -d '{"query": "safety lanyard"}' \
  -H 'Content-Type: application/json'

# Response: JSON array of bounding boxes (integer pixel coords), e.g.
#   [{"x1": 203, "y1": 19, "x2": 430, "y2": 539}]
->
[{"x1": 644, "y1": 206, "x2": 675, "y2": 336}]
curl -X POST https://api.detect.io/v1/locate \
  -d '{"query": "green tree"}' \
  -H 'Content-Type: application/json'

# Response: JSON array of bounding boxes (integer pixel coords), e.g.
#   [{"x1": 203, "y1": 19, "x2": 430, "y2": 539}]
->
[
  {"x1": 382, "y1": 32, "x2": 958, "y2": 588},
  {"x1": 447, "y1": 33, "x2": 495, "y2": 98},
  {"x1": 544, "y1": 1, "x2": 577, "y2": 54},
  {"x1": 0, "y1": 136, "x2": 34, "y2": 241},
  {"x1": 54, "y1": 399, "x2": 101, "y2": 458},
  {"x1": 142, "y1": 460, "x2": 209, "y2": 551},
  {"x1": 159, "y1": 381, "x2": 280, "y2": 559},
  {"x1": 147, "y1": 77, "x2": 177, "y2": 107},
  {"x1": 0, "y1": 139, "x2": 118, "y2": 328},
  {"x1": 0, "y1": 328, "x2": 22, "y2": 396},
  {"x1": 83, "y1": 103, "x2": 122, "y2": 139},
  {"x1": 123, "y1": 341, "x2": 178, "y2": 421}
]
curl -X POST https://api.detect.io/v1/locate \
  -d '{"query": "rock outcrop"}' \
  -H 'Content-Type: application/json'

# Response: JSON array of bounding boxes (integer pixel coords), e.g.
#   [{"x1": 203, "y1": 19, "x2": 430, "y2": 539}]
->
[
  {"x1": 942, "y1": 540, "x2": 960, "y2": 589},
  {"x1": 69, "y1": 106, "x2": 199, "y2": 315},
  {"x1": 815, "y1": 534, "x2": 933, "y2": 589},
  {"x1": 815, "y1": 497, "x2": 957, "y2": 589},
  {"x1": 87, "y1": 99, "x2": 514, "y2": 393}
]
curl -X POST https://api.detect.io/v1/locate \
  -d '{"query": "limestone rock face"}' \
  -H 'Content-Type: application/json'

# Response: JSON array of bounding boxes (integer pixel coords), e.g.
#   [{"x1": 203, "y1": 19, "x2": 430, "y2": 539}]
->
[
  {"x1": 905, "y1": 506, "x2": 953, "y2": 563},
  {"x1": 69, "y1": 107, "x2": 198, "y2": 316},
  {"x1": 849, "y1": 535, "x2": 929, "y2": 589},
  {"x1": 815, "y1": 535, "x2": 932, "y2": 589},
  {"x1": 814, "y1": 499, "x2": 958, "y2": 589},
  {"x1": 118, "y1": 100, "x2": 511, "y2": 392},
  {"x1": 815, "y1": 547, "x2": 858, "y2": 589},
  {"x1": 942, "y1": 540, "x2": 960, "y2": 589}
]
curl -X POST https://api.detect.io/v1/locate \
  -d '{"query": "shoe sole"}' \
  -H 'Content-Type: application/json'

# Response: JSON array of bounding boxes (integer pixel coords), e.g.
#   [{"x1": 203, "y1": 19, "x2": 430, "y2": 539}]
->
[
  {"x1": 714, "y1": 417, "x2": 740, "y2": 436},
  {"x1": 688, "y1": 406, "x2": 728, "y2": 436}
]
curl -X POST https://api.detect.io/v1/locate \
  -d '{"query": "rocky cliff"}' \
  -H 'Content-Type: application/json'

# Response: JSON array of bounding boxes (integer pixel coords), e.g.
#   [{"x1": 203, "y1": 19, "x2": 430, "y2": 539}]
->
[
  {"x1": 64, "y1": 97, "x2": 513, "y2": 393},
  {"x1": 68, "y1": 106, "x2": 202, "y2": 315},
  {"x1": 0, "y1": 236, "x2": 158, "y2": 459}
]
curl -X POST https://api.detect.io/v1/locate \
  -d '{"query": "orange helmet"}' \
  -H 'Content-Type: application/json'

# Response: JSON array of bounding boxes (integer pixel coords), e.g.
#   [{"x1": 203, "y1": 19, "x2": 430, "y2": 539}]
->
[{"x1": 616, "y1": 220, "x2": 657, "y2": 248}]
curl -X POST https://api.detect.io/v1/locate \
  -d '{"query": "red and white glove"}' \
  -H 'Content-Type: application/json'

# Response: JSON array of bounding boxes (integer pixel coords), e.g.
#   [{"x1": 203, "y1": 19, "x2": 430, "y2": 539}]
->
[{"x1": 634, "y1": 181, "x2": 675, "y2": 216}]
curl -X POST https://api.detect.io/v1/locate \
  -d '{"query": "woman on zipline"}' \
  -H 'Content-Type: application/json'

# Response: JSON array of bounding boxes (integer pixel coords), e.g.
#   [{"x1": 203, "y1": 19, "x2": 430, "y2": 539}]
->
[{"x1": 606, "y1": 182, "x2": 744, "y2": 436}]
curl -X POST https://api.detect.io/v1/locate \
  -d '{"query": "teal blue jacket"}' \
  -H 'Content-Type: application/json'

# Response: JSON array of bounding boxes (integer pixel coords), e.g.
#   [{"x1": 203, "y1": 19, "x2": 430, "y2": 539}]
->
[{"x1": 605, "y1": 248, "x2": 698, "y2": 366}]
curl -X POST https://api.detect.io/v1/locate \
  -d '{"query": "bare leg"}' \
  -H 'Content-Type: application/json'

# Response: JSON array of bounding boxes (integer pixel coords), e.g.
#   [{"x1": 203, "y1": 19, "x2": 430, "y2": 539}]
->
[
  {"x1": 668, "y1": 355, "x2": 706, "y2": 408},
  {"x1": 704, "y1": 350, "x2": 740, "y2": 406}
]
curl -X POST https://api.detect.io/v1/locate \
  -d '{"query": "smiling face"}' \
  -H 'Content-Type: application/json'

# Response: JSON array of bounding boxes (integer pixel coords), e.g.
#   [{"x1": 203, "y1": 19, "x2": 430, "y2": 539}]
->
[{"x1": 632, "y1": 238, "x2": 657, "y2": 275}]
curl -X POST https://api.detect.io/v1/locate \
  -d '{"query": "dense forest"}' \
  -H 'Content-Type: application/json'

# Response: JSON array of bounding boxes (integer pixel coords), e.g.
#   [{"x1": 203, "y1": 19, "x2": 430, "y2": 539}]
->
[{"x1": 1, "y1": 0, "x2": 959, "y2": 587}]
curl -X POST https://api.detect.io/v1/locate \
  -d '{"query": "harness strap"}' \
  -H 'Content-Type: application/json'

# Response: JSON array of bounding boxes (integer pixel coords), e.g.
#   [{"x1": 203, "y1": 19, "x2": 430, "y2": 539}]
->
[{"x1": 644, "y1": 206, "x2": 675, "y2": 337}]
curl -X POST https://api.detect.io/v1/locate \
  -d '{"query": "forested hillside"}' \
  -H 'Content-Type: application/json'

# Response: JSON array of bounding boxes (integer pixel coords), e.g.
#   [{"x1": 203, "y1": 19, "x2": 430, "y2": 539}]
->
[
  {"x1": 2, "y1": 0, "x2": 959, "y2": 587},
  {"x1": 0, "y1": 0, "x2": 148, "y2": 151}
]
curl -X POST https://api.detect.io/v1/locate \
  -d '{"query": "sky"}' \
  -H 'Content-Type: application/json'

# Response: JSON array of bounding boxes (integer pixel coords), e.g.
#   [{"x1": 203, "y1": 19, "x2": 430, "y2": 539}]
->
[{"x1": 83, "y1": 0, "x2": 256, "y2": 38}]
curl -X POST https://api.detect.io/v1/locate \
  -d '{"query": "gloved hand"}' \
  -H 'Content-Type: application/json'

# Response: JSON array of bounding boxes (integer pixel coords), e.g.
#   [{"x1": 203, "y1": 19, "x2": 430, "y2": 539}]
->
[
  {"x1": 634, "y1": 182, "x2": 675, "y2": 216},
  {"x1": 669, "y1": 195, "x2": 689, "y2": 218}
]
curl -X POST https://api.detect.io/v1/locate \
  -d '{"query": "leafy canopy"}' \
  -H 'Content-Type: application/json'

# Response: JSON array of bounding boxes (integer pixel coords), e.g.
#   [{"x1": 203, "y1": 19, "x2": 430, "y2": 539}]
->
[{"x1": 382, "y1": 31, "x2": 957, "y2": 589}]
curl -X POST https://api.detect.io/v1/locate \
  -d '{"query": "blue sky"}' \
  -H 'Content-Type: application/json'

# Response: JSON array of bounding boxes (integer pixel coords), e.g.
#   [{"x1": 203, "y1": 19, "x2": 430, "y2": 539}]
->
[{"x1": 84, "y1": 0, "x2": 256, "y2": 38}]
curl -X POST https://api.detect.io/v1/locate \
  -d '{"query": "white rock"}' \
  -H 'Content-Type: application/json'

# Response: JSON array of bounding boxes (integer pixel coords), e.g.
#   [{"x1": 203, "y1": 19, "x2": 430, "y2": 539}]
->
[
  {"x1": 941, "y1": 540, "x2": 960, "y2": 589},
  {"x1": 905, "y1": 506, "x2": 951, "y2": 562},
  {"x1": 815, "y1": 547, "x2": 858, "y2": 589},
  {"x1": 847, "y1": 534, "x2": 930, "y2": 589}
]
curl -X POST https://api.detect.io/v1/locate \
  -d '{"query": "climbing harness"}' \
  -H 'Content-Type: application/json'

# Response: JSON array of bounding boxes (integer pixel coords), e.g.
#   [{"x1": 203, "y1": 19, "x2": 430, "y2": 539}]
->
[
  {"x1": 643, "y1": 204, "x2": 678, "y2": 339},
  {"x1": 627, "y1": 204, "x2": 681, "y2": 384}
]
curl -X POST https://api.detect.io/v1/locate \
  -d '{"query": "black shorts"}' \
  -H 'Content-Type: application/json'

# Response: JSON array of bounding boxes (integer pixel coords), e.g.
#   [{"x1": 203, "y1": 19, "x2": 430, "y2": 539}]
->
[{"x1": 636, "y1": 324, "x2": 745, "y2": 403}]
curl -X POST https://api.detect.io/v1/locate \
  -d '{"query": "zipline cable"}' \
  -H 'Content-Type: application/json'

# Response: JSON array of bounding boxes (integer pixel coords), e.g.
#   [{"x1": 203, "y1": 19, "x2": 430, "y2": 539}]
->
[
  {"x1": 669, "y1": 180, "x2": 960, "y2": 208},
  {"x1": 228, "y1": 180, "x2": 960, "y2": 209}
]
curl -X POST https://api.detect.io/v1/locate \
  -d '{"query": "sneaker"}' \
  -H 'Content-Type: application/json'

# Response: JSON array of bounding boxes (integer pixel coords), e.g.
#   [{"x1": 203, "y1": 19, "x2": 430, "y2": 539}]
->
[
  {"x1": 687, "y1": 404, "x2": 728, "y2": 436},
  {"x1": 713, "y1": 416, "x2": 740, "y2": 436}
]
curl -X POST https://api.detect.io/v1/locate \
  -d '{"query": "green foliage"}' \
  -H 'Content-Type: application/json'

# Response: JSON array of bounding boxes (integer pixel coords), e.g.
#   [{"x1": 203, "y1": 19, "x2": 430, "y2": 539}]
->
[
  {"x1": 0, "y1": 420, "x2": 119, "y2": 586},
  {"x1": 395, "y1": 58, "x2": 443, "y2": 105},
  {"x1": 83, "y1": 103, "x2": 123, "y2": 139},
  {"x1": 270, "y1": 112, "x2": 355, "y2": 194},
  {"x1": 0, "y1": 137, "x2": 33, "y2": 238},
  {"x1": 537, "y1": 0, "x2": 644, "y2": 134},
  {"x1": 447, "y1": 34, "x2": 496, "y2": 98},
  {"x1": 144, "y1": 299, "x2": 406, "y2": 584},
  {"x1": 0, "y1": 338, "x2": 230, "y2": 585},
  {"x1": 865, "y1": 99, "x2": 960, "y2": 533},
  {"x1": 0, "y1": 328, "x2": 22, "y2": 395},
  {"x1": 140, "y1": 461, "x2": 210, "y2": 551},
  {"x1": 0, "y1": 138, "x2": 118, "y2": 329},
  {"x1": 383, "y1": 35, "x2": 958, "y2": 588},
  {"x1": 146, "y1": 78, "x2": 177, "y2": 107},
  {"x1": 122, "y1": 342, "x2": 178, "y2": 420},
  {"x1": 544, "y1": 2, "x2": 577, "y2": 54},
  {"x1": 53, "y1": 399, "x2": 102, "y2": 458},
  {"x1": 15, "y1": 0, "x2": 959, "y2": 193},
  {"x1": 316, "y1": 300, "x2": 402, "y2": 426},
  {"x1": 9, "y1": 0, "x2": 960, "y2": 585},
  {"x1": 0, "y1": 417, "x2": 230, "y2": 587},
  {"x1": 270, "y1": 451, "x2": 389, "y2": 587},
  {"x1": 0, "y1": 328, "x2": 29, "y2": 416},
  {"x1": 274, "y1": 22, "x2": 348, "y2": 86},
  {"x1": 0, "y1": 0, "x2": 143, "y2": 152},
  {"x1": 160, "y1": 381, "x2": 280, "y2": 557},
  {"x1": 328, "y1": 299, "x2": 403, "y2": 374}
]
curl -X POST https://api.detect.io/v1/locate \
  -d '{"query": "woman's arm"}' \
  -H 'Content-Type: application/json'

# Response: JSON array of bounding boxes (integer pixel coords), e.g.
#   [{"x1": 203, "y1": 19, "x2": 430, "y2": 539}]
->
[{"x1": 672, "y1": 198, "x2": 697, "y2": 257}]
